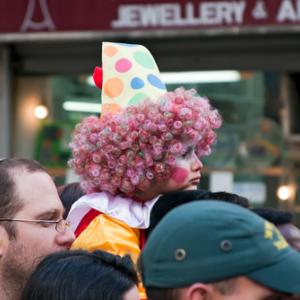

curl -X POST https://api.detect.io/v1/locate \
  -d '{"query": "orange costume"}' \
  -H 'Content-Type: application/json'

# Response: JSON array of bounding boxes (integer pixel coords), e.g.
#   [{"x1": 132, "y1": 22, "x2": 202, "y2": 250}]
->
[
  {"x1": 67, "y1": 193, "x2": 159, "y2": 299},
  {"x1": 68, "y1": 192, "x2": 158, "y2": 261}
]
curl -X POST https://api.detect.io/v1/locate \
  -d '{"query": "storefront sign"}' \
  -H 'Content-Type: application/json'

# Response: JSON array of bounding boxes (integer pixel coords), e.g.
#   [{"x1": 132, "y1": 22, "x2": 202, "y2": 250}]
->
[
  {"x1": 112, "y1": 2, "x2": 246, "y2": 28},
  {"x1": 1, "y1": 0, "x2": 300, "y2": 33}
]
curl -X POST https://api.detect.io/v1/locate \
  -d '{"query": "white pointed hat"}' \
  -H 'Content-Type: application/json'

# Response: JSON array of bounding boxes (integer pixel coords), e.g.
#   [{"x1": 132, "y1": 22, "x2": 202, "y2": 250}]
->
[{"x1": 93, "y1": 42, "x2": 167, "y2": 115}]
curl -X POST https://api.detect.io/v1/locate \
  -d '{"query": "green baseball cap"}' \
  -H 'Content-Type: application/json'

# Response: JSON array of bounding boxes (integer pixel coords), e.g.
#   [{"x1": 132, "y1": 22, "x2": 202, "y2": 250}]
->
[{"x1": 141, "y1": 201, "x2": 300, "y2": 294}]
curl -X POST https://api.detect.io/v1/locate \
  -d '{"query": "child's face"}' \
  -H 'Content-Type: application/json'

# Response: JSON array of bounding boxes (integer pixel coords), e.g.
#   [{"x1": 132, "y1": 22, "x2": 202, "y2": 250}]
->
[
  {"x1": 133, "y1": 147, "x2": 203, "y2": 202},
  {"x1": 159, "y1": 146, "x2": 203, "y2": 193}
]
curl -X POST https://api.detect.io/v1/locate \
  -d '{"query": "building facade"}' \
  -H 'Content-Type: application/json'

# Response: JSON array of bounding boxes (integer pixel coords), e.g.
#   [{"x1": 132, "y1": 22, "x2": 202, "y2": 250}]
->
[{"x1": 1, "y1": 0, "x2": 300, "y2": 208}]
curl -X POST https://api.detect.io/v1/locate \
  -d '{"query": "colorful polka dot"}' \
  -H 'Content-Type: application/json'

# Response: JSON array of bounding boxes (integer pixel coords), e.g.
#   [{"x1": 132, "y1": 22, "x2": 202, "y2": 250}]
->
[
  {"x1": 104, "y1": 78, "x2": 123, "y2": 98},
  {"x1": 133, "y1": 51, "x2": 155, "y2": 69},
  {"x1": 102, "y1": 103, "x2": 122, "y2": 115},
  {"x1": 115, "y1": 58, "x2": 132, "y2": 73},
  {"x1": 104, "y1": 46, "x2": 118, "y2": 57},
  {"x1": 147, "y1": 74, "x2": 166, "y2": 90},
  {"x1": 131, "y1": 77, "x2": 144, "y2": 89},
  {"x1": 101, "y1": 42, "x2": 167, "y2": 115},
  {"x1": 128, "y1": 93, "x2": 148, "y2": 105}
]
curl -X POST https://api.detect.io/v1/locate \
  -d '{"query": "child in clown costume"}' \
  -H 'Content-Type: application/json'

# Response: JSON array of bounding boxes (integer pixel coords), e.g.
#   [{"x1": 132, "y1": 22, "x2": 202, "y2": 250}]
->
[{"x1": 67, "y1": 42, "x2": 222, "y2": 299}]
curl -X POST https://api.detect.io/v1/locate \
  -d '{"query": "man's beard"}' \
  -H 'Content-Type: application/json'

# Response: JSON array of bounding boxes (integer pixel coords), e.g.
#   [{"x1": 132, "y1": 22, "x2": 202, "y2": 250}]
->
[{"x1": 1, "y1": 239, "x2": 42, "y2": 298}]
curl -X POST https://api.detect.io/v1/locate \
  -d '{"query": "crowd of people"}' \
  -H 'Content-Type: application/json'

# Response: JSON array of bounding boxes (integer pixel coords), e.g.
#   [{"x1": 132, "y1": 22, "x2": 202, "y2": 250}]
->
[{"x1": 1, "y1": 41, "x2": 300, "y2": 299}]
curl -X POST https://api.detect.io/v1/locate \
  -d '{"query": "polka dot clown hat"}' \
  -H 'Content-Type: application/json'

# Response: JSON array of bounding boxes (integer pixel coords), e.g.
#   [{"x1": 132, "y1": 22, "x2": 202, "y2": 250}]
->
[{"x1": 93, "y1": 42, "x2": 167, "y2": 115}]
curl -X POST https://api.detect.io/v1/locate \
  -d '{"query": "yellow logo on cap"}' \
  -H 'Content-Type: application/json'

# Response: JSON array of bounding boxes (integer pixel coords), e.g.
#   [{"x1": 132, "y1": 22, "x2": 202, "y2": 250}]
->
[{"x1": 264, "y1": 221, "x2": 288, "y2": 250}]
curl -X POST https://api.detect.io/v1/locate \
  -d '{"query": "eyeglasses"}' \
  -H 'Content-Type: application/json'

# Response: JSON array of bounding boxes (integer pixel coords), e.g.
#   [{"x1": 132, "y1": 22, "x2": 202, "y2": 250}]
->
[{"x1": 0, "y1": 218, "x2": 70, "y2": 233}]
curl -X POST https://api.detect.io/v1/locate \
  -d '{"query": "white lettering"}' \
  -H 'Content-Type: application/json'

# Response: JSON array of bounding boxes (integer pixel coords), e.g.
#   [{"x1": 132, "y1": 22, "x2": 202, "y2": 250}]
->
[
  {"x1": 252, "y1": 0, "x2": 268, "y2": 20},
  {"x1": 111, "y1": 1, "x2": 246, "y2": 29},
  {"x1": 112, "y1": 5, "x2": 140, "y2": 28},
  {"x1": 140, "y1": 5, "x2": 160, "y2": 27},
  {"x1": 277, "y1": 0, "x2": 297, "y2": 22},
  {"x1": 186, "y1": 2, "x2": 197, "y2": 25},
  {"x1": 297, "y1": 0, "x2": 300, "y2": 19},
  {"x1": 219, "y1": 3, "x2": 234, "y2": 24},
  {"x1": 160, "y1": 4, "x2": 180, "y2": 26},
  {"x1": 201, "y1": 3, "x2": 217, "y2": 25},
  {"x1": 233, "y1": 1, "x2": 246, "y2": 24},
  {"x1": 200, "y1": 1, "x2": 245, "y2": 25}
]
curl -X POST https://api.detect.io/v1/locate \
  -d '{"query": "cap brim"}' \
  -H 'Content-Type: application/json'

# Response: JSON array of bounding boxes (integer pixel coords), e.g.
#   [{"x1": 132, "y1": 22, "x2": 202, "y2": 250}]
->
[{"x1": 247, "y1": 250, "x2": 300, "y2": 294}]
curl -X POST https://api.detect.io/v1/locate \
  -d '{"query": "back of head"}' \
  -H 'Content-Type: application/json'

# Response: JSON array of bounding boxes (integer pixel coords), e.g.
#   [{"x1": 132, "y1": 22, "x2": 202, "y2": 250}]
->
[
  {"x1": 57, "y1": 182, "x2": 85, "y2": 218},
  {"x1": 252, "y1": 207, "x2": 292, "y2": 225},
  {"x1": 0, "y1": 158, "x2": 46, "y2": 237},
  {"x1": 206, "y1": 191, "x2": 249, "y2": 208},
  {"x1": 21, "y1": 250, "x2": 138, "y2": 300},
  {"x1": 141, "y1": 201, "x2": 300, "y2": 296},
  {"x1": 147, "y1": 190, "x2": 249, "y2": 238}
]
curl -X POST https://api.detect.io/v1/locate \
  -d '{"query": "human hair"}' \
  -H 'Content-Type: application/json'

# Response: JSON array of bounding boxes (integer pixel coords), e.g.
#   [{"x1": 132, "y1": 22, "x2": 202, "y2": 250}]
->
[
  {"x1": 252, "y1": 207, "x2": 292, "y2": 225},
  {"x1": 21, "y1": 250, "x2": 138, "y2": 300},
  {"x1": 69, "y1": 87, "x2": 222, "y2": 196},
  {"x1": 211, "y1": 278, "x2": 237, "y2": 295},
  {"x1": 206, "y1": 191, "x2": 249, "y2": 208},
  {"x1": 212, "y1": 278, "x2": 290, "y2": 298},
  {"x1": 0, "y1": 158, "x2": 47, "y2": 238},
  {"x1": 145, "y1": 287, "x2": 181, "y2": 300},
  {"x1": 146, "y1": 190, "x2": 249, "y2": 238},
  {"x1": 57, "y1": 182, "x2": 85, "y2": 218},
  {"x1": 144, "y1": 278, "x2": 237, "y2": 300}
]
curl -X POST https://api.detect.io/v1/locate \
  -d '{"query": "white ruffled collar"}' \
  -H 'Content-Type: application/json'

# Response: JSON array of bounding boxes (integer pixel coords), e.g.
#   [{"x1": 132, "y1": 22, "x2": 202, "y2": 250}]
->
[{"x1": 67, "y1": 192, "x2": 159, "y2": 232}]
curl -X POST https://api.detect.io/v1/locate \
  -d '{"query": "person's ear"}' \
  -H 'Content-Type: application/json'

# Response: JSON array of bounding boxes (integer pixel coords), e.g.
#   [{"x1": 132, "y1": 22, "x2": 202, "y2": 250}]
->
[
  {"x1": 0, "y1": 226, "x2": 9, "y2": 257},
  {"x1": 185, "y1": 283, "x2": 213, "y2": 300}
]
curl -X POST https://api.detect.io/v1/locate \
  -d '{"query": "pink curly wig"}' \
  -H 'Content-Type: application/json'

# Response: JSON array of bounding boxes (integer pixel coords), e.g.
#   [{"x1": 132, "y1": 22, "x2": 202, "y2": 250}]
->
[{"x1": 69, "y1": 87, "x2": 222, "y2": 196}]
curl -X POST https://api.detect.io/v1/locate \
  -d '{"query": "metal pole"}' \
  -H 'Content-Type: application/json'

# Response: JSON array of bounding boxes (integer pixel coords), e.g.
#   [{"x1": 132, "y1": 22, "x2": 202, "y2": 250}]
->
[{"x1": 0, "y1": 46, "x2": 11, "y2": 157}]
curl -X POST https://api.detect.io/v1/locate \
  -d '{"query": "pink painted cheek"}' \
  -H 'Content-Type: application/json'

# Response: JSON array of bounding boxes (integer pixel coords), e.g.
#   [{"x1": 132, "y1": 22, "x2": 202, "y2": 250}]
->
[{"x1": 170, "y1": 167, "x2": 189, "y2": 184}]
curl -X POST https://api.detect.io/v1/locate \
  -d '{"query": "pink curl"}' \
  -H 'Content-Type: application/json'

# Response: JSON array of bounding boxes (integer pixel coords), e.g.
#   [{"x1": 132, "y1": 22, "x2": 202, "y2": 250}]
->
[{"x1": 69, "y1": 87, "x2": 222, "y2": 197}]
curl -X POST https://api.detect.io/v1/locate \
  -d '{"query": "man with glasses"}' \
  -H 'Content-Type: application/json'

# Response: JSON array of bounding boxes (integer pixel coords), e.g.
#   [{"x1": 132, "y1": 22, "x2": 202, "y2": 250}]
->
[
  {"x1": 0, "y1": 158, "x2": 75, "y2": 300},
  {"x1": 140, "y1": 201, "x2": 300, "y2": 300}
]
